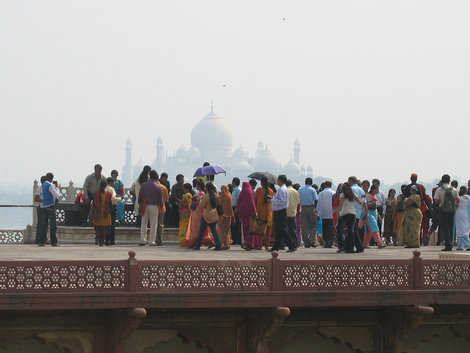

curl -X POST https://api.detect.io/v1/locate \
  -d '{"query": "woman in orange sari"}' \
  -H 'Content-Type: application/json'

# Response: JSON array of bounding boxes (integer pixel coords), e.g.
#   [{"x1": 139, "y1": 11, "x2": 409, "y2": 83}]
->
[
  {"x1": 255, "y1": 177, "x2": 274, "y2": 251},
  {"x1": 184, "y1": 180, "x2": 214, "y2": 248},
  {"x1": 91, "y1": 180, "x2": 113, "y2": 246},
  {"x1": 218, "y1": 185, "x2": 233, "y2": 249}
]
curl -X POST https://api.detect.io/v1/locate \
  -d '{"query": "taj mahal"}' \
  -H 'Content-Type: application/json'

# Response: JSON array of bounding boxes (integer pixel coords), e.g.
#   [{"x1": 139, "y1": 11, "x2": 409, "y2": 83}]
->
[{"x1": 121, "y1": 105, "x2": 313, "y2": 186}]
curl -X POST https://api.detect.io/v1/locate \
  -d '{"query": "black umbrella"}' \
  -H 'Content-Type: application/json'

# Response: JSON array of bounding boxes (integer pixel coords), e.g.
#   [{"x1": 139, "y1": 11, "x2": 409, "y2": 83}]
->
[{"x1": 247, "y1": 172, "x2": 277, "y2": 185}]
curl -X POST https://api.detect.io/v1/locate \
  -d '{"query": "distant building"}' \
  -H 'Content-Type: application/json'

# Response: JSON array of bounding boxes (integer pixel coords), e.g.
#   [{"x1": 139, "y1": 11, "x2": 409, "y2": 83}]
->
[{"x1": 122, "y1": 105, "x2": 312, "y2": 186}]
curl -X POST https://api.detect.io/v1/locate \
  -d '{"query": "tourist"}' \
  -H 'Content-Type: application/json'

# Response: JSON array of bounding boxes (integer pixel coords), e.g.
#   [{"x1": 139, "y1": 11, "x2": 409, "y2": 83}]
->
[
  {"x1": 383, "y1": 189, "x2": 397, "y2": 245},
  {"x1": 249, "y1": 179, "x2": 257, "y2": 190},
  {"x1": 138, "y1": 170, "x2": 163, "y2": 246},
  {"x1": 434, "y1": 174, "x2": 459, "y2": 251},
  {"x1": 91, "y1": 180, "x2": 113, "y2": 246},
  {"x1": 111, "y1": 170, "x2": 125, "y2": 224},
  {"x1": 255, "y1": 176, "x2": 275, "y2": 251},
  {"x1": 34, "y1": 176, "x2": 46, "y2": 244},
  {"x1": 218, "y1": 185, "x2": 233, "y2": 250},
  {"x1": 193, "y1": 182, "x2": 222, "y2": 251},
  {"x1": 455, "y1": 186, "x2": 470, "y2": 251},
  {"x1": 178, "y1": 183, "x2": 193, "y2": 246},
  {"x1": 298, "y1": 177, "x2": 319, "y2": 248},
  {"x1": 372, "y1": 179, "x2": 385, "y2": 235},
  {"x1": 361, "y1": 185, "x2": 386, "y2": 249},
  {"x1": 269, "y1": 175, "x2": 297, "y2": 253},
  {"x1": 286, "y1": 180, "x2": 300, "y2": 247},
  {"x1": 405, "y1": 173, "x2": 432, "y2": 244},
  {"x1": 293, "y1": 183, "x2": 303, "y2": 246},
  {"x1": 337, "y1": 182, "x2": 360, "y2": 253},
  {"x1": 160, "y1": 172, "x2": 171, "y2": 226},
  {"x1": 169, "y1": 174, "x2": 185, "y2": 228},
  {"x1": 237, "y1": 181, "x2": 260, "y2": 250},
  {"x1": 398, "y1": 185, "x2": 423, "y2": 248},
  {"x1": 156, "y1": 177, "x2": 169, "y2": 246},
  {"x1": 317, "y1": 181, "x2": 335, "y2": 248},
  {"x1": 192, "y1": 179, "x2": 200, "y2": 196},
  {"x1": 105, "y1": 177, "x2": 122, "y2": 246},
  {"x1": 231, "y1": 177, "x2": 242, "y2": 245},
  {"x1": 185, "y1": 180, "x2": 213, "y2": 248},
  {"x1": 347, "y1": 176, "x2": 365, "y2": 253},
  {"x1": 361, "y1": 180, "x2": 370, "y2": 194},
  {"x1": 38, "y1": 173, "x2": 60, "y2": 247},
  {"x1": 83, "y1": 164, "x2": 107, "y2": 224},
  {"x1": 130, "y1": 165, "x2": 151, "y2": 226}
]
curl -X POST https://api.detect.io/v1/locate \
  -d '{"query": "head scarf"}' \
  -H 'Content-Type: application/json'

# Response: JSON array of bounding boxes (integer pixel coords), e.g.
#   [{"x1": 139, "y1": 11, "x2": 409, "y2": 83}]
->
[
  {"x1": 237, "y1": 182, "x2": 256, "y2": 223},
  {"x1": 220, "y1": 185, "x2": 233, "y2": 217}
]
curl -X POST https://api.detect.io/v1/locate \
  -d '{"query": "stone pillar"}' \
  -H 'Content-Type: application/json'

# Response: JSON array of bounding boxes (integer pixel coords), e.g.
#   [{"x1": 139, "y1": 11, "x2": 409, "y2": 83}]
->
[
  {"x1": 376, "y1": 305, "x2": 434, "y2": 353},
  {"x1": 32, "y1": 180, "x2": 39, "y2": 227},
  {"x1": 103, "y1": 307, "x2": 147, "y2": 353},
  {"x1": 245, "y1": 307, "x2": 291, "y2": 353}
]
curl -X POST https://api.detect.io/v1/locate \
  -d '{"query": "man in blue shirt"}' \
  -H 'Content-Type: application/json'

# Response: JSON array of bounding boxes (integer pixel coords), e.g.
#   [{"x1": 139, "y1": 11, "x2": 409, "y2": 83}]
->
[
  {"x1": 346, "y1": 176, "x2": 365, "y2": 253},
  {"x1": 298, "y1": 177, "x2": 318, "y2": 247},
  {"x1": 230, "y1": 177, "x2": 242, "y2": 245},
  {"x1": 38, "y1": 172, "x2": 61, "y2": 247}
]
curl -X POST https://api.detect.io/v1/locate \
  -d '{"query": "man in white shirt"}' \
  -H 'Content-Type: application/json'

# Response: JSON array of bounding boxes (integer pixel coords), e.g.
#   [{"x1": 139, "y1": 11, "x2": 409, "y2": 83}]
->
[
  {"x1": 317, "y1": 181, "x2": 335, "y2": 248},
  {"x1": 372, "y1": 179, "x2": 385, "y2": 235},
  {"x1": 34, "y1": 175, "x2": 46, "y2": 244},
  {"x1": 269, "y1": 175, "x2": 297, "y2": 252}
]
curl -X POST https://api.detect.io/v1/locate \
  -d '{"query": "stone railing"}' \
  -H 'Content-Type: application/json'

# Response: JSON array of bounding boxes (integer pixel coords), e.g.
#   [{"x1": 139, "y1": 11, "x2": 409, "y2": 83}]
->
[
  {"x1": 32, "y1": 180, "x2": 137, "y2": 227},
  {"x1": 2, "y1": 251, "x2": 470, "y2": 295}
]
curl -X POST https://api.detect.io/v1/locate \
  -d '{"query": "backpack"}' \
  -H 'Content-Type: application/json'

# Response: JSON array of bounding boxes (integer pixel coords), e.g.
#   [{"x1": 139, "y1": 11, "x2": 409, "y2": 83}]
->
[{"x1": 441, "y1": 186, "x2": 457, "y2": 213}]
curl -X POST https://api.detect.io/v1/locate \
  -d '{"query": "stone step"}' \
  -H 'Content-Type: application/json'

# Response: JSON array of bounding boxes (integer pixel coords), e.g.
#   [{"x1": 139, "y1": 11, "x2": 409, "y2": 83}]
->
[{"x1": 54, "y1": 226, "x2": 180, "y2": 244}]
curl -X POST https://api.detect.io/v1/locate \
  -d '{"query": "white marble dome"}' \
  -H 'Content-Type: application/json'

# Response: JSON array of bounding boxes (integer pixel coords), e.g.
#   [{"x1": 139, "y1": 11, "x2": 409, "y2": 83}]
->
[{"x1": 190, "y1": 108, "x2": 233, "y2": 162}]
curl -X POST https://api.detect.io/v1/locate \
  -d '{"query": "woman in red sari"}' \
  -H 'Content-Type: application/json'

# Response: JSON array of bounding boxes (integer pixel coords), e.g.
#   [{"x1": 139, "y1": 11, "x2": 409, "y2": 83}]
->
[{"x1": 237, "y1": 181, "x2": 260, "y2": 250}]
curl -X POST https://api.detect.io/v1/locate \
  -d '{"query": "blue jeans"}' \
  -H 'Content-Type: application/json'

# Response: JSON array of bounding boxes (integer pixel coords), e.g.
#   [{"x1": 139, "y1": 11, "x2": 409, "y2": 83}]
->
[
  {"x1": 39, "y1": 206, "x2": 57, "y2": 245},
  {"x1": 194, "y1": 218, "x2": 221, "y2": 249},
  {"x1": 457, "y1": 236, "x2": 470, "y2": 250}
]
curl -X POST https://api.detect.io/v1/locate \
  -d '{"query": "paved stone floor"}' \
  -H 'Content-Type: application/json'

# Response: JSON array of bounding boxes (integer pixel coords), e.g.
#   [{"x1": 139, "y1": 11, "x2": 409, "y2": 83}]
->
[{"x1": 1, "y1": 243, "x2": 468, "y2": 261}]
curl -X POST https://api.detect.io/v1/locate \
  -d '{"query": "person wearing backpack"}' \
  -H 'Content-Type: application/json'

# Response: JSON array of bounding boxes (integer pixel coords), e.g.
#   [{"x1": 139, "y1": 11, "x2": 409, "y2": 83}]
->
[{"x1": 434, "y1": 174, "x2": 459, "y2": 251}]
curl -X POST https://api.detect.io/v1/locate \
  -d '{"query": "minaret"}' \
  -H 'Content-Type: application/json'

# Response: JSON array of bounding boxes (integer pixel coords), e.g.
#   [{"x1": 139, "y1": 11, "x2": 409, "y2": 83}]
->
[
  {"x1": 156, "y1": 136, "x2": 164, "y2": 169},
  {"x1": 294, "y1": 138, "x2": 300, "y2": 164},
  {"x1": 122, "y1": 138, "x2": 133, "y2": 186},
  {"x1": 257, "y1": 140, "x2": 264, "y2": 157}
]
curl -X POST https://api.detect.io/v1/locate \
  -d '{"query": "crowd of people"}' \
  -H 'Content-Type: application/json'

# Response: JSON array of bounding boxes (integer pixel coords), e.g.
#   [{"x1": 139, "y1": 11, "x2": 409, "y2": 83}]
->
[{"x1": 35, "y1": 165, "x2": 470, "y2": 253}]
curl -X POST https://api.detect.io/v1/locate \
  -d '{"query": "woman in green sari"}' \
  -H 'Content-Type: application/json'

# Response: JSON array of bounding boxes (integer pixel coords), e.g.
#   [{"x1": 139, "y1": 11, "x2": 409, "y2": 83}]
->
[{"x1": 398, "y1": 185, "x2": 423, "y2": 248}]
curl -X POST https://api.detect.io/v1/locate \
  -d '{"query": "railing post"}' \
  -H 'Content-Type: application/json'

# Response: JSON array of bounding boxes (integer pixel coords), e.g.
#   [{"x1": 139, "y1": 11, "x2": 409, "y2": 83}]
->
[
  {"x1": 128, "y1": 251, "x2": 139, "y2": 292},
  {"x1": 66, "y1": 180, "x2": 76, "y2": 203},
  {"x1": 32, "y1": 180, "x2": 39, "y2": 227},
  {"x1": 271, "y1": 251, "x2": 281, "y2": 291},
  {"x1": 412, "y1": 250, "x2": 423, "y2": 290}
]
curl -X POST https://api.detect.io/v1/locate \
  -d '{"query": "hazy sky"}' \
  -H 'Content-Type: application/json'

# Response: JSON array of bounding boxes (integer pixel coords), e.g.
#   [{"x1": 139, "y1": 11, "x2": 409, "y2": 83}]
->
[{"x1": 1, "y1": 1, "x2": 469, "y2": 187}]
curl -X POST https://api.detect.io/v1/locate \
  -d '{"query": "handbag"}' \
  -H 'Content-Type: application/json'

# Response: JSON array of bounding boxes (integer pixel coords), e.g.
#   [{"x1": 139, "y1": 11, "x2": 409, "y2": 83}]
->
[
  {"x1": 216, "y1": 204, "x2": 224, "y2": 216},
  {"x1": 249, "y1": 215, "x2": 268, "y2": 235}
]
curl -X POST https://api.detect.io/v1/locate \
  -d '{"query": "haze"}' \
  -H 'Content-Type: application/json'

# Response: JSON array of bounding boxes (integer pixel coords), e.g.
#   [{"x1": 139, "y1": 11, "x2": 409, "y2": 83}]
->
[{"x1": 1, "y1": 1, "x2": 469, "y2": 187}]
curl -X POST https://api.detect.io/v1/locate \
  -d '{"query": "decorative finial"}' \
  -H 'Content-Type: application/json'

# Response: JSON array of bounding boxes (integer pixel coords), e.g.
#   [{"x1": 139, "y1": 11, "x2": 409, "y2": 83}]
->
[{"x1": 211, "y1": 100, "x2": 214, "y2": 113}]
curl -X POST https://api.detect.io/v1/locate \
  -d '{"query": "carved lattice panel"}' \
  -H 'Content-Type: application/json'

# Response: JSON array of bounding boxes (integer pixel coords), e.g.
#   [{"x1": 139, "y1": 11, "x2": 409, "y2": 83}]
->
[
  {"x1": 424, "y1": 263, "x2": 470, "y2": 288},
  {"x1": 282, "y1": 263, "x2": 411, "y2": 290},
  {"x1": 0, "y1": 264, "x2": 127, "y2": 292},
  {"x1": 122, "y1": 189, "x2": 133, "y2": 204},
  {"x1": 0, "y1": 230, "x2": 24, "y2": 244},
  {"x1": 55, "y1": 209, "x2": 66, "y2": 225},
  {"x1": 57, "y1": 187, "x2": 68, "y2": 202},
  {"x1": 124, "y1": 210, "x2": 137, "y2": 225},
  {"x1": 140, "y1": 264, "x2": 269, "y2": 291}
]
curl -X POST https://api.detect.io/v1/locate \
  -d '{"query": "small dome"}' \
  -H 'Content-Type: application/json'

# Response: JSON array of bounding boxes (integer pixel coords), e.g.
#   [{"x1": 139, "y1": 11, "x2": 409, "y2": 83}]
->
[
  {"x1": 157, "y1": 136, "x2": 163, "y2": 145},
  {"x1": 255, "y1": 147, "x2": 280, "y2": 171},
  {"x1": 126, "y1": 138, "x2": 132, "y2": 147},
  {"x1": 294, "y1": 138, "x2": 300, "y2": 146},
  {"x1": 187, "y1": 146, "x2": 201, "y2": 158},
  {"x1": 234, "y1": 145, "x2": 248, "y2": 160},
  {"x1": 283, "y1": 158, "x2": 301, "y2": 174}
]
